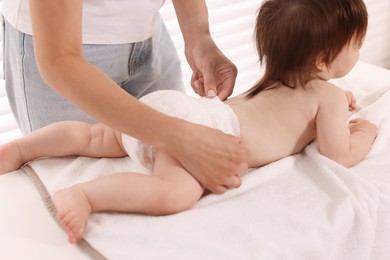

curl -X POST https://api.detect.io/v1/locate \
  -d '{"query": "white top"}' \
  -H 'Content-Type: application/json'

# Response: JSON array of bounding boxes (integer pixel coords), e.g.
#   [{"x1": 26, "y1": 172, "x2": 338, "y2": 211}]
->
[{"x1": 2, "y1": 0, "x2": 165, "y2": 44}]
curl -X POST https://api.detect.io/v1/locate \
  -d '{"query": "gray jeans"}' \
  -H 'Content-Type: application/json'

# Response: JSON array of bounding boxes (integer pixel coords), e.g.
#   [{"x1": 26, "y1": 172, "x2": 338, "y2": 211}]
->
[{"x1": 3, "y1": 17, "x2": 183, "y2": 134}]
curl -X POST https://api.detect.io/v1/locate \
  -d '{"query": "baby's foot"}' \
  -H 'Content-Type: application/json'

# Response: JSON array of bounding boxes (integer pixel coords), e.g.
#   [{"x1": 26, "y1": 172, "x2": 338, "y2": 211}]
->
[
  {"x1": 53, "y1": 186, "x2": 92, "y2": 244},
  {"x1": 0, "y1": 141, "x2": 23, "y2": 174}
]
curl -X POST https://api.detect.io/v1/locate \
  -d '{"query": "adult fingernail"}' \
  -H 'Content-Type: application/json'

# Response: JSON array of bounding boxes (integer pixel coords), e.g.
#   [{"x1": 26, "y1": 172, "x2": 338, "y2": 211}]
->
[{"x1": 207, "y1": 90, "x2": 216, "y2": 98}]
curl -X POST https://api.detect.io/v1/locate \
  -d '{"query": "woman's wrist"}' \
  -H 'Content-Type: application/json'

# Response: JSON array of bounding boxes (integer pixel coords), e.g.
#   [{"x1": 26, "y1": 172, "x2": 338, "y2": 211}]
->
[
  {"x1": 154, "y1": 116, "x2": 191, "y2": 154},
  {"x1": 184, "y1": 33, "x2": 214, "y2": 52}
]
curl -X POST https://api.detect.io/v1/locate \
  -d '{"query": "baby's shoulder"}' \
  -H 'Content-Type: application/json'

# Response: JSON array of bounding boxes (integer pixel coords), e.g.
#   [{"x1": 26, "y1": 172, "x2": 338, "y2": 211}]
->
[
  {"x1": 309, "y1": 80, "x2": 348, "y2": 113},
  {"x1": 309, "y1": 80, "x2": 346, "y2": 101}
]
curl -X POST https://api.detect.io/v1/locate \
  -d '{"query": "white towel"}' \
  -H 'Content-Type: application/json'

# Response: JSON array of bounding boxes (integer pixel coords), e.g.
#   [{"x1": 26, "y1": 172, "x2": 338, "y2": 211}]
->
[{"x1": 27, "y1": 64, "x2": 390, "y2": 259}]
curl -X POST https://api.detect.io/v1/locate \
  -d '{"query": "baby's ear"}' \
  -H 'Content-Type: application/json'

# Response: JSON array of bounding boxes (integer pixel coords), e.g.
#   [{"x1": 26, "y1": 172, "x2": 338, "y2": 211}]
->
[{"x1": 315, "y1": 53, "x2": 327, "y2": 72}]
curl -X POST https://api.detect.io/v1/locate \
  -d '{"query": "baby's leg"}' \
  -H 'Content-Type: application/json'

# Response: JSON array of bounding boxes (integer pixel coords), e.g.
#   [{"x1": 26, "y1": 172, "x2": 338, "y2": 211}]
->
[
  {"x1": 53, "y1": 149, "x2": 204, "y2": 243},
  {"x1": 53, "y1": 185, "x2": 91, "y2": 244},
  {"x1": 0, "y1": 121, "x2": 126, "y2": 174},
  {"x1": 149, "y1": 150, "x2": 205, "y2": 215}
]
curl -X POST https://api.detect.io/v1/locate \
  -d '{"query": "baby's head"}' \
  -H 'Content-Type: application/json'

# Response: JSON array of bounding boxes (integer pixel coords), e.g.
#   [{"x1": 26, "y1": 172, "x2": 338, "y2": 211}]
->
[{"x1": 247, "y1": 0, "x2": 367, "y2": 98}]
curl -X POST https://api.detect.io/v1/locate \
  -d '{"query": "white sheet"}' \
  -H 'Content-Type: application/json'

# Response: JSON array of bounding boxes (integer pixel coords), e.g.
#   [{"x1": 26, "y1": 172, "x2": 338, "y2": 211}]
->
[
  {"x1": 0, "y1": 170, "x2": 90, "y2": 260},
  {"x1": 24, "y1": 61, "x2": 390, "y2": 259}
]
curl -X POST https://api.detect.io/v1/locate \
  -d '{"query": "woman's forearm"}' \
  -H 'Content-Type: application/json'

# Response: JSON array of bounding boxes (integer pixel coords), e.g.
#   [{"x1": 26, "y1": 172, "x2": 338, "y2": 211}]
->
[{"x1": 172, "y1": 0, "x2": 211, "y2": 46}]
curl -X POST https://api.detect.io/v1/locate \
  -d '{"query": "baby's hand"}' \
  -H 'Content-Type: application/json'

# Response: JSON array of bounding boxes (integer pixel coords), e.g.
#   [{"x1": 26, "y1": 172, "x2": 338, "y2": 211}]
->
[
  {"x1": 349, "y1": 118, "x2": 377, "y2": 140},
  {"x1": 345, "y1": 91, "x2": 357, "y2": 111}
]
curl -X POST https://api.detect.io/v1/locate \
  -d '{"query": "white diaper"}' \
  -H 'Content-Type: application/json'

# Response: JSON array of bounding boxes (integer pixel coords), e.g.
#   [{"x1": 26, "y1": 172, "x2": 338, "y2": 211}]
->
[{"x1": 121, "y1": 90, "x2": 240, "y2": 170}]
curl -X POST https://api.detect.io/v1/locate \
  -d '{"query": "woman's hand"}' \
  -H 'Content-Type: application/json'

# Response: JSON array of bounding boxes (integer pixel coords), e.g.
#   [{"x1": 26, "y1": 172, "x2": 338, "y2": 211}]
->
[
  {"x1": 172, "y1": 0, "x2": 238, "y2": 101},
  {"x1": 166, "y1": 120, "x2": 249, "y2": 194},
  {"x1": 186, "y1": 36, "x2": 238, "y2": 100}
]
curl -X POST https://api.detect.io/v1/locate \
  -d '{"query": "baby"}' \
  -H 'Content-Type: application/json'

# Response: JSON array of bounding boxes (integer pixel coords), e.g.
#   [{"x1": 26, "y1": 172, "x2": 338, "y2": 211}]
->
[{"x1": 0, "y1": 0, "x2": 376, "y2": 244}]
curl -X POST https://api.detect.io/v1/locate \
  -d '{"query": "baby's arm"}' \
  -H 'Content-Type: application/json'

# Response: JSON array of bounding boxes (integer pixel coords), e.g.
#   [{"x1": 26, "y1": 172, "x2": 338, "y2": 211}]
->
[{"x1": 316, "y1": 85, "x2": 377, "y2": 167}]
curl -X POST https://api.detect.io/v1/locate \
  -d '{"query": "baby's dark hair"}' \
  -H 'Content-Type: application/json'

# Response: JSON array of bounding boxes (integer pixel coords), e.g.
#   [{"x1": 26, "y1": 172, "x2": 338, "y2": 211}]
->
[{"x1": 246, "y1": 0, "x2": 368, "y2": 98}]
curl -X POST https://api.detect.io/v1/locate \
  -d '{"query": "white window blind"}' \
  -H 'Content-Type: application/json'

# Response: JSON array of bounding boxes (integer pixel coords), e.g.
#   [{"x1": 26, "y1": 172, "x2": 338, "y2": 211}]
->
[{"x1": 0, "y1": 0, "x2": 389, "y2": 144}]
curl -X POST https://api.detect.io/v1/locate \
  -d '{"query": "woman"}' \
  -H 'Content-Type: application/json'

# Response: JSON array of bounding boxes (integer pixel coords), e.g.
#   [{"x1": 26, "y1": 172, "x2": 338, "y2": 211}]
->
[{"x1": 2, "y1": 0, "x2": 248, "y2": 193}]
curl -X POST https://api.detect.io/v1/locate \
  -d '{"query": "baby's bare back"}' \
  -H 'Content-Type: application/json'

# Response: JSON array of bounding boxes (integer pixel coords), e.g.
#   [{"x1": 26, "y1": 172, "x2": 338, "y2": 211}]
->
[{"x1": 226, "y1": 85, "x2": 321, "y2": 168}]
